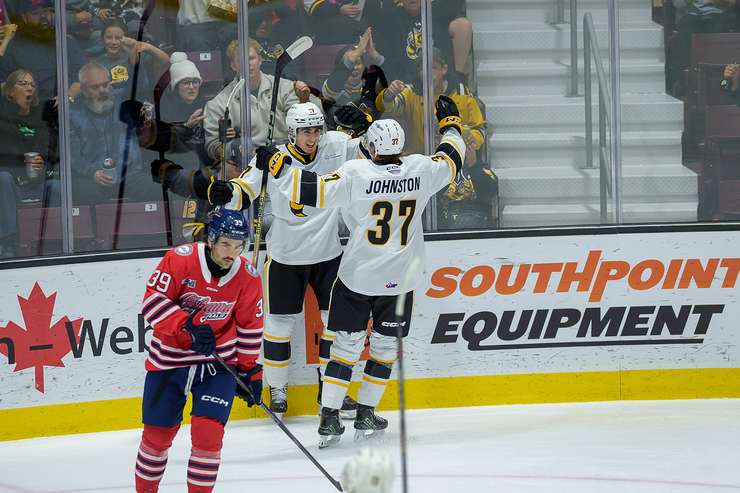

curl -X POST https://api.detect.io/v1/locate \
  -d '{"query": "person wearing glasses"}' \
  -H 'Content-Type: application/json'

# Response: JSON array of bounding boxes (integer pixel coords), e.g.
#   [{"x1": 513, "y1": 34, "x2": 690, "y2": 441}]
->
[{"x1": 0, "y1": 68, "x2": 58, "y2": 258}]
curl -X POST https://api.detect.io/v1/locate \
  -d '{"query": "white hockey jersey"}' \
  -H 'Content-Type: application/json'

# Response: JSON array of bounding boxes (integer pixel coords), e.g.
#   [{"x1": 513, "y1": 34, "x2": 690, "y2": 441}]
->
[
  {"x1": 273, "y1": 129, "x2": 465, "y2": 295},
  {"x1": 226, "y1": 131, "x2": 363, "y2": 265}
]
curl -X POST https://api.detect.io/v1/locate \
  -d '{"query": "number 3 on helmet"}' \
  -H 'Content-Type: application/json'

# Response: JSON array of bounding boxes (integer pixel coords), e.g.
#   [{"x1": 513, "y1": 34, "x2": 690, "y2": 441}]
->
[
  {"x1": 286, "y1": 102, "x2": 325, "y2": 144},
  {"x1": 207, "y1": 209, "x2": 250, "y2": 243},
  {"x1": 364, "y1": 119, "x2": 405, "y2": 156}
]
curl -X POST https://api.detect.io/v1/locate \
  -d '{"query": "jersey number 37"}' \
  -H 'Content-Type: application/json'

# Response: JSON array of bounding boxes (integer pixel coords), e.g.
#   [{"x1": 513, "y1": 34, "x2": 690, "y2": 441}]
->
[{"x1": 367, "y1": 199, "x2": 417, "y2": 246}]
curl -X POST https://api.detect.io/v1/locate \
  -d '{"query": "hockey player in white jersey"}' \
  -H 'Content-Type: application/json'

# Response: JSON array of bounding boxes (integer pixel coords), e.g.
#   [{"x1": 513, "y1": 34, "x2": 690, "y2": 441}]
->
[
  {"x1": 256, "y1": 95, "x2": 465, "y2": 447},
  {"x1": 222, "y1": 101, "x2": 373, "y2": 417}
]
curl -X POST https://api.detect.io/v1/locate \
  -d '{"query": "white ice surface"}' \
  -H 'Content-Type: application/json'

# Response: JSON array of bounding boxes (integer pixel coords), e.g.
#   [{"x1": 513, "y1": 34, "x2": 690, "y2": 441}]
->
[{"x1": 1, "y1": 399, "x2": 739, "y2": 493}]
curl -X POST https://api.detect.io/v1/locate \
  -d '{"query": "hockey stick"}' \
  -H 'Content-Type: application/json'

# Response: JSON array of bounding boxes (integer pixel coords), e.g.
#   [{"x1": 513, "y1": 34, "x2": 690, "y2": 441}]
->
[
  {"x1": 250, "y1": 35, "x2": 313, "y2": 267},
  {"x1": 113, "y1": 0, "x2": 157, "y2": 250},
  {"x1": 393, "y1": 257, "x2": 422, "y2": 493},
  {"x1": 210, "y1": 352, "x2": 343, "y2": 492},
  {"x1": 153, "y1": 70, "x2": 173, "y2": 246}
]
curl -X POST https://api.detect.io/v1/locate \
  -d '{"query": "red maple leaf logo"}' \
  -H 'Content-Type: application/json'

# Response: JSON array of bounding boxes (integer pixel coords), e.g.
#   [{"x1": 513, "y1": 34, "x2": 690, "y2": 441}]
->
[{"x1": 0, "y1": 283, "x2": 83, "y2": 393}]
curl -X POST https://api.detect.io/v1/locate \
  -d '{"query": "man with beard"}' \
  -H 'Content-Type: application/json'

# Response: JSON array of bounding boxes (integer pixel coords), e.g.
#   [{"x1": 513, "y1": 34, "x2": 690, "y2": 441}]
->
[
  {"x1": 69, "y1": 61, "x2": 158, "y2": 205},
  {"x1": 0, "y1": 0, "x2": 84, "y2": 102}
]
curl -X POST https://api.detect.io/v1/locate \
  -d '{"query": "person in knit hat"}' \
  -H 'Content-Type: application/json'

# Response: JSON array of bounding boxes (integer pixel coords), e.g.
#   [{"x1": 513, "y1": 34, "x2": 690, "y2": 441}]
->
[{"x1": 158, "y1": 52, "x2": 209, "y2": 171}]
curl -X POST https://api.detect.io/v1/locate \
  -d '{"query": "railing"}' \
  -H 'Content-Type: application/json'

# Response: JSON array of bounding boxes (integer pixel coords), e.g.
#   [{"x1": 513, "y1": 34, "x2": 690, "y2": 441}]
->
[
  {"x1": 555, "y1": 0, "x2": 579, "y2": 97},
  {"x1": 583, "y1": 12, "x2": 613, "y2": 223},
  {"x1": 558, "y1": 0, "x2": 622, "y2": 223}
]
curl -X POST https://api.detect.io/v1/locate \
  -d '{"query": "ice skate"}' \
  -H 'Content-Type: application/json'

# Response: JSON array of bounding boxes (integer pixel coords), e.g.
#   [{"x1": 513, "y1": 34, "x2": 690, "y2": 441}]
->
[
  {"x1": 353, "y1": 404, "x2": 387, "y2": 442},
  {"x1": 318, "y1": 408, "x2": 345, "y2": 449},
  {"x1": 269, "y1": 386, "x2": 287, "y2": 418}
]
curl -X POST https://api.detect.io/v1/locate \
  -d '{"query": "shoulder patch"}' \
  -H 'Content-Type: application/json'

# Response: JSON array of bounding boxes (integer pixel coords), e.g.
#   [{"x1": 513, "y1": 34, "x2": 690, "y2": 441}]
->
[
  {"x1": 175, "y1": 244, "x2": 194, "y2": 256},
  {"x1": 245, "y1": 262, "x2": 259, "y2": 277}
]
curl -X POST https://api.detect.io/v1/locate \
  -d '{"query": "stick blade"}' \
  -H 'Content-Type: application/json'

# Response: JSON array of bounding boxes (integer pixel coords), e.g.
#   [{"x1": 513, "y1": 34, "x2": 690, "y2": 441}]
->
[{"x1": 285, "y1": 35, "x2": 313, "y2": 61}]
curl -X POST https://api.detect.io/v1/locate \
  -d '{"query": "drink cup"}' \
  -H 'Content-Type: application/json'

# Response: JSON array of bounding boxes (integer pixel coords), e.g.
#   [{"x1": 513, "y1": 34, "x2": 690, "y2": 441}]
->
[{"x1": 24, "y1": 152, "x2": 41, "y2": 179}]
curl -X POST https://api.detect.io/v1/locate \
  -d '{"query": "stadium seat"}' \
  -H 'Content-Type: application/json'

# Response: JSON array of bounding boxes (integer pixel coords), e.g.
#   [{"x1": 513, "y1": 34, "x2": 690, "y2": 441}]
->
[
  {"x1": 683, "y1": 34, "x2": 740, "y2": 160},
  {"x1": 700, "y1": 105, "x2": 740, "y2": 219},
  {"x1": 302, "y1": 44, "x2": 350, "y2": 90},
  {"x1": 94, "y1": 201, "x2": 171, "y2": 251},
  {"x1": 187, "y1": 51, "x2": 224, "y2": 99},
  {"x1": 16, "y1": 205, "x2": 95, "y2": 257}
]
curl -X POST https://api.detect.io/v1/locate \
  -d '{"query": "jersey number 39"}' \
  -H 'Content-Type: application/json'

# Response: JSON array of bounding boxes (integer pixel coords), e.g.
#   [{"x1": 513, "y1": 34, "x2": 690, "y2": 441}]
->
[
  {"x1": 147, "y1": 270, "x2": 172, "y2": 293},
  {"x1": 367, "y1": 199, "x2": 417, "y2": 246}
]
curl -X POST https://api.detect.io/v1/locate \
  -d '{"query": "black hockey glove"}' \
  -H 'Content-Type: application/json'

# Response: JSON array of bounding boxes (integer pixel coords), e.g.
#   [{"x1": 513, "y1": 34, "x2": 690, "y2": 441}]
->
[
  {"x1": 236, "y1": 364, "x2": 263, "y2": 407},
  {"x1": 334, "y1": 104, "x2": 373, "y2": 137},
  {"x1": 255, "y1": 145, "x2": 292, "y2": 178},
  {"x1": 185, "y1": 312, "x2": 216, "y2": 355},
  {"x1": 150, "y1": 159, "x2": 183, "y2": 185},
  {"x1": 119, "y1": 99, "x2": 144, "y2": 128},
  {"x1": 435, "y1": 95, "x2": 462, "y2": 135},
  {"x1": 207, "y1": 176, "x2": 234, "y2": 205}
]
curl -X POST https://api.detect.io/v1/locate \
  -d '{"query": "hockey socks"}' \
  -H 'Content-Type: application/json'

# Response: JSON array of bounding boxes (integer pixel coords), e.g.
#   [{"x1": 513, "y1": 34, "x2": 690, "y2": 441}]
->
[
  {"x1": 358, "y1": 359, "x2": 393, "y2": 408},
  {"x1": 187, "y1": 416, "x2": 225, "y2": 492},
  {"x1": 135, "y1": 424, "x2": 179, "y2": 493}
]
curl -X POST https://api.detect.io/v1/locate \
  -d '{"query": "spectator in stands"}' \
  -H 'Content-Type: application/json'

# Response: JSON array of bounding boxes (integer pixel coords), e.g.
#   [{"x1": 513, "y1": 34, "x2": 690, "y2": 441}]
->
[
  {"x1": 321, "y1": 27, "x2": 384, "y2": 124},
  {"x1": 157, "y1": 51, "x2": 210, "y2": 170},
  {"x1": 376, "y1": 48, "x2": 485, "y2": 154},
  {"x1": 368, "y1": 0, "x2": 472, "y2": 84},
  {"x1": 303, "y1": 0, "x2": 368, "y2": 45},
  {"x1": 0, "y1": 68, "x2": 58, "y2": 258},
  {"x1": 93, "y1": 20, "x2": 169, "y2": 99},
  {"x1": 669, "y1": 0, "x2": 740, "y2": 96},
  {"x1": 69, "y1": 61, "x2": 157, "y2": 204},
  {"x1": 249, "y1": 1, "x2": 302, "y2": 78},
  {"x1": 203, "y1": 38, "x2": 319, "y2": 159},
  {"x1": 439, "y1": 130, "x2": 498, "y2": 230},
  {"x1": 176, "y1": 0, "x2": 237, "y2": 52},
  {"x1": 722, "y1": 62, "x2": 740, "y2": 104},
  {"x1": 0, "y1": 0, "x2": 85, "y2": 102}
]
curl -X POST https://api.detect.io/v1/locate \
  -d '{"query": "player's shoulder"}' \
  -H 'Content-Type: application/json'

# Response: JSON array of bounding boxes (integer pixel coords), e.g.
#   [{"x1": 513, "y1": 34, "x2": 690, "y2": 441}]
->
[
  {"x1": 168, "y1": 242, "x2": 198, "y2": 259},
  {"x1": 236, "y1": 257, "x2": 262, "y2": 284},
  {"x1": 322, "y1": 130, "x2": 351, "y2": 145}
]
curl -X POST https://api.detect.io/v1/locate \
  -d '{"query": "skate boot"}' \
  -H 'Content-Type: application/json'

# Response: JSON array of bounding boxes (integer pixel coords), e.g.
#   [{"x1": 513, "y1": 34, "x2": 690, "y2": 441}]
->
[
  {"x1": 318, "y1": 407, "x2": 345, "y2": 449},
  {"x1": 269, "y1": 386, "x2": 287, "y2": 417},
  {"x1": 353, "y1": 404, "x2": 388, "y2": 442}
]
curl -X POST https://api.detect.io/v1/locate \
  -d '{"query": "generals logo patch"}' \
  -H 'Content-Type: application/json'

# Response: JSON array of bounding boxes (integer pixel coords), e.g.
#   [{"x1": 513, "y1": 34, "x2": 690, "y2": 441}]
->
[
  {"x1": 245, "y1": 262, "x2": 259, "y2": 277},
  {"x1": 175, "y1": 244, "x2": 193, "y2": 256}
]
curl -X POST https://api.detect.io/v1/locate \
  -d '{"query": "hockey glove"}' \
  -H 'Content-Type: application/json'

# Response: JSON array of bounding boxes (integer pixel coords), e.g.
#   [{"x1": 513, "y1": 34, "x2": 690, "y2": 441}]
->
[
  {"x1": 185, "y1": 312, "x2": 216, "y2": 355},
  {"x1": 334, "y1": 104, "x2": 373, "y2": 137},
  {"x1": 119, "y1": 99, "x2": 144, "y2": 128},
  {"x1": 255, "y1": 145, "x2": 292, "y2": 178},
  {"x1": 435, "y1": 95, "x2": 462, "y2": 135},
  {"x1": 236, "y1": 364, "x2": 263, "y2": 407},
  {"x1": 207, "y1": 176, "x2": 234, "y2": 205},
  {"x1": 150, "y1": 159, "x2": 183, "y2": 185}
]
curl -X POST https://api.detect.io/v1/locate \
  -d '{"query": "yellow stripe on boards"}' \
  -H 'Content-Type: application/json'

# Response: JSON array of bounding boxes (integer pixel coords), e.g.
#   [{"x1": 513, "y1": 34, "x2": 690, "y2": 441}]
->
[{"x1": 2, "y1": 368, "x2": 739, "y2": 441}]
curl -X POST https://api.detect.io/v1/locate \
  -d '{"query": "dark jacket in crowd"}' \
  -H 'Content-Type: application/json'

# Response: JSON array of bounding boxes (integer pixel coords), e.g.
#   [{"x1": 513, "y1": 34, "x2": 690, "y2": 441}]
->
[{"x1": 0, "y1": 97, "x2": 51, "y2": 184}]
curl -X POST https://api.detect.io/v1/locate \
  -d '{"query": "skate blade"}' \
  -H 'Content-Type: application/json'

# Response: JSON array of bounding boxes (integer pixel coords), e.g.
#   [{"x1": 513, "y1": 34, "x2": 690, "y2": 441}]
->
[
  {"x1": 353, "y1": 428, "x2": 386, "y2": 443},
  {"x1": 339, "y1": 409, "x2": 357, "y2": 420},
  {"x1": 318, "y1": 434, "x2": 342, "y2": 449}
]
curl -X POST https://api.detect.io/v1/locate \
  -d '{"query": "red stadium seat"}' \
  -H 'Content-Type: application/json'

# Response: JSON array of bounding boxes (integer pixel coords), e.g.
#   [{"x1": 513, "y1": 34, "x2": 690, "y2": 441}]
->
[
  {"x1": 302, "y1": 44, "x2": 350, "y2": 90},
  {"x1": 187, "y1": 51, "x2": 224, "y2": 99},
  {"x1": 16, "y1": 205, "x2": 95, "y2": 257},
  {"x1": 94, "y1": 201, "x2": 170, "y2": 251},
  {"x1": 700, "y1": 105, "x2": 740, "y2": 219}
]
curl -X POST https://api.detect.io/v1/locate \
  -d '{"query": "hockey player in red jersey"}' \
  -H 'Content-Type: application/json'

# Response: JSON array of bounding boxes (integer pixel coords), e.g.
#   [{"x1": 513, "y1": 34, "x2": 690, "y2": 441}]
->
[{"x1": 134, "y1": 209, "x2": 264, "y2": 493}]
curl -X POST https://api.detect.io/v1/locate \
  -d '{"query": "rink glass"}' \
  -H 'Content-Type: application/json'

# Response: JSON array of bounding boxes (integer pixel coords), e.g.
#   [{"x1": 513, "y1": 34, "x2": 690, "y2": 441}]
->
[{"x1": 0, "y1": 0, "x2": 736, "y2": 262}]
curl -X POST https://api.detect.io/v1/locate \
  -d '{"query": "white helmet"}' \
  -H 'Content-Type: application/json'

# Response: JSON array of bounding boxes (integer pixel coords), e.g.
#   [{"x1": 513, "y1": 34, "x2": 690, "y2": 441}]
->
[
  {"x1": 286, "y1": 102, "x2": 325, "y2": 144},
  {"x1": 365, "y1": 119, "x2": 405, "y2": 156},
  {"x1": 341, "y1": 448, "x2": 395, "y2": 493}
]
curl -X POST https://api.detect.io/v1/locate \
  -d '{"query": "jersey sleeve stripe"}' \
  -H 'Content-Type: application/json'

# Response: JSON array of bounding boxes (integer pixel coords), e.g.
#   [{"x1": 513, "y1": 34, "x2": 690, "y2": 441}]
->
[
  {"x1": 291, "y1": 168, "x2": 299, "y2": 203},
  {"x1": 149, "y1": 305, "x2": 181, "y2": 327},
  {"x1": 299, "y1": 169, "x2": 318, "y2": 207},
  {"x1": 233, "y1": 178, "x2": 255, "y2": 203},
  {"x1": 143, "y1": 298, "x2": 175, "y2": 323},
  {"x1": 435, "y1": 142, "x2": 463, "y2": 176},
  {"x1": 319, "y1": 175, "x2": 326, "y2": 208}
]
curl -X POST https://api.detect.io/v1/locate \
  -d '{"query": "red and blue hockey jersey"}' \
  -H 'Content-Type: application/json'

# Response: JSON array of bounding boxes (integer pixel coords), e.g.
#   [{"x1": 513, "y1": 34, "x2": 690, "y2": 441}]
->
[{"x1": 141, "y1": 242, "x2": 263, "y2": 372}]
